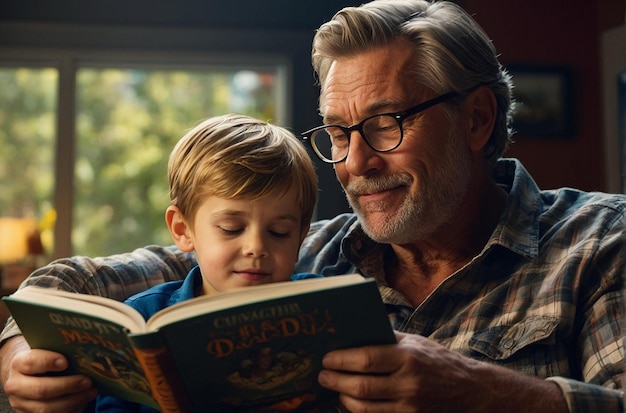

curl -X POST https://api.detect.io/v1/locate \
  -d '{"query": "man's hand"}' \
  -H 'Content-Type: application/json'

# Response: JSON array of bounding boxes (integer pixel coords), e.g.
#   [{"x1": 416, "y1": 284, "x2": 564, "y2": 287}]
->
[
  {"x1": 318, "y1": 332, "x2": 567, "y2": 413},
  {"x1": 1, "y1": 336, "x2": 97, "y2": 413}
]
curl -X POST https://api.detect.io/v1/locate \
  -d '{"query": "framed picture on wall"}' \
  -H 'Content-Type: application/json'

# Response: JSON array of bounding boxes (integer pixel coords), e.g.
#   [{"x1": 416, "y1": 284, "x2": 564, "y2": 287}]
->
[{"x1": 506, "y1": 65, "x2": 574, "y2": 138}]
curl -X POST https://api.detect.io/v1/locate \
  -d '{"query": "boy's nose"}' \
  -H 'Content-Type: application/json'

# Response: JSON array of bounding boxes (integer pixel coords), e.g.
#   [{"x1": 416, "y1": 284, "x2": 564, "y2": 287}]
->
[{"x1": 243, "y1": 233, "x2": 269, "y2": 257}]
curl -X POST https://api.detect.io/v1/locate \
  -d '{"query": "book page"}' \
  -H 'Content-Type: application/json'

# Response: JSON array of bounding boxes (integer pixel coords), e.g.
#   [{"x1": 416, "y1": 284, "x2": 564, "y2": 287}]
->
[
  {"x1": 7, "y1": 286, "x2": 147, "y2": 332},
  {"x1": 147, "y1": 274, "x2": 367, "y2": 331}
]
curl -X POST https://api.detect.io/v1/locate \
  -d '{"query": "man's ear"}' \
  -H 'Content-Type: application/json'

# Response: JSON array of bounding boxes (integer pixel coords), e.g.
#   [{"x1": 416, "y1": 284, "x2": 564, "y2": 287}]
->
[
  {"x1": 465, "y1": 86, "x2": 497, "y2": 152},
  {"x1": 165, "y1": 206, "x2": 194, "y2": 252}
]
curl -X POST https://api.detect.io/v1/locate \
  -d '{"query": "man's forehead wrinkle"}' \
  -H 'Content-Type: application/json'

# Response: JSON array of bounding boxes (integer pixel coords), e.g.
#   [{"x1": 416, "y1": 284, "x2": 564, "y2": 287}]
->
[{"x1": 321, "y1": 76, "x2": 402, "y2": 125}]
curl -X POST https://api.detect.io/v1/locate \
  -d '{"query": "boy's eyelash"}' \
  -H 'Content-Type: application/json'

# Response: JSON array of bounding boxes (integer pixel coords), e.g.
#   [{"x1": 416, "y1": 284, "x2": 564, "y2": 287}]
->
[
  {"x1": 219, "y1": 228, "x2": 243, "y2": 235},
  {"x1": 217, "y1": 227, "x2": 291, "y2": 238}
]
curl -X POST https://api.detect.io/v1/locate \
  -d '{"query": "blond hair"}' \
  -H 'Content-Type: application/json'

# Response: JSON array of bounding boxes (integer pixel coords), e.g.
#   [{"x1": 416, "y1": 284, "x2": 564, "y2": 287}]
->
[{"x1": 168, "y1": 114, "x2": 318, "y2": 229}]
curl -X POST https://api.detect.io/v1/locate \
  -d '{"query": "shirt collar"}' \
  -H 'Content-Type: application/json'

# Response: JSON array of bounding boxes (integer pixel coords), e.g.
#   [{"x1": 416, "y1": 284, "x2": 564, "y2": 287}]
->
[
  {"x1": 168, "y1": 265, "x2": 203, "y2": 306},
  {"x1": 488, "y1": 158, "x2": 540, "y2": 259}
]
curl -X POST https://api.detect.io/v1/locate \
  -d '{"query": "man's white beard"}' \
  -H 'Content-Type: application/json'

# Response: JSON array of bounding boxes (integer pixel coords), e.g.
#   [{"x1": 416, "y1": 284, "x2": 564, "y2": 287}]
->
[{"x1": 345, "y1": 128, "x2": 472, "y2": 244}]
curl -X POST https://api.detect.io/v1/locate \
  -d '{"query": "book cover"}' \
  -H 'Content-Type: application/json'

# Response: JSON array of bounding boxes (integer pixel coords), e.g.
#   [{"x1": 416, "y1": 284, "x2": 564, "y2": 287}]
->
[
  {"x1": 146, "y1": 280, "x2": 395, "y2": 411},
  {"x1": 3, "y1": 297, "x2": 160, "y2": 409}
]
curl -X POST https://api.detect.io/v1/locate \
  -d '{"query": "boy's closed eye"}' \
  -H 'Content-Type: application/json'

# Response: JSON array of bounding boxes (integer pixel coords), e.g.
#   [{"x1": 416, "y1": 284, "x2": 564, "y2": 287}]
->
[
  {"x1": 218, "y1": 226, "x2": 244, "y2": 236},
  {"x1": 269, "y1": 230, "x2": 291, "y2": 239},
  {"x1": 215, "y1": 225, "x2": 293, "y2": 239}
]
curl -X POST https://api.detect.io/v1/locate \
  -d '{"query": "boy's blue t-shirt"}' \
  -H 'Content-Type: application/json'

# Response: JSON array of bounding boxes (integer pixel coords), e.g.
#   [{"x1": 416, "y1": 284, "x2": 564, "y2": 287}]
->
[{"x1": 95, "y1": 266, "x2": 322, "y2": 412}]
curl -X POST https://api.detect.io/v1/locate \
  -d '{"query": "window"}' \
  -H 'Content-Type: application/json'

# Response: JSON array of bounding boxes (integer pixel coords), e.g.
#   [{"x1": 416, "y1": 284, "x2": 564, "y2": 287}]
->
[
  {"x1": 0, "y1": 53, "x2": 289, "y2": 257},
  {"x1": 0, "y1": 67, "x2": 57, "y2": 255}
]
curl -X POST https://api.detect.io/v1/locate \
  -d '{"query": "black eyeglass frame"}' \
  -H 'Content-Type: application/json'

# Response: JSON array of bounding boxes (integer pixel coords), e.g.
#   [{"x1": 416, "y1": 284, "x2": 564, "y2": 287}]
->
[{"x1": 301, "y1": 91, "x2": 458, "y2": 164}]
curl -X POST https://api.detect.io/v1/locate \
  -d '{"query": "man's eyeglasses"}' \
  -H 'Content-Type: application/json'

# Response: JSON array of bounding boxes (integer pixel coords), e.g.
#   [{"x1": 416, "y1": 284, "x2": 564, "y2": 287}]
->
[{"x1": 301, "y1": 92, "x2": 458, "y2": 164}]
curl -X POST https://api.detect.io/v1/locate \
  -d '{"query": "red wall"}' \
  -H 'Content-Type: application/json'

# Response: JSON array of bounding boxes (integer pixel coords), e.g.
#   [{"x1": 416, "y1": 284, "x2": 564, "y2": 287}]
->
[{"x1": 463, "y1": 0, "x2": 624, "y2": 192}]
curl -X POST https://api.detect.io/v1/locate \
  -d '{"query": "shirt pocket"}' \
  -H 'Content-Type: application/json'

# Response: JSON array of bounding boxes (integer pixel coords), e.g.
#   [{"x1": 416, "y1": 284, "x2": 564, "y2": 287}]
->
[{"x1": 468, "y1": 315, "x2": 559, "y2": 361}]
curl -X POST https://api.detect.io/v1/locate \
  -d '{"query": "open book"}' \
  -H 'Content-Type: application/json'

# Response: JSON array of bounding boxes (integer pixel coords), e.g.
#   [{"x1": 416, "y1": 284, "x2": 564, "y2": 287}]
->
[{"x1": 3, "y1": 274, "x2": 396, "y2": 412}]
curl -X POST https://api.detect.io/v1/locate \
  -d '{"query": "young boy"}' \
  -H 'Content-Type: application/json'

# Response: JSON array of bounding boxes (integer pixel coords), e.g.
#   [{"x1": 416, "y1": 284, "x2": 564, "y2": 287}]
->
[{"x1": 96, "y1": 113, "x2": 319, "y2": 412}]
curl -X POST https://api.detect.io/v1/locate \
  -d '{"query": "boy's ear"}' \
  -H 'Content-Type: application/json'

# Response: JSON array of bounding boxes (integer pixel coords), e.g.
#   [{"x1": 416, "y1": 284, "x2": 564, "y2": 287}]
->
[
  {"x1": 165, "y1": 206, "x2": 194, "y2": 252},
  {"x1": 465, "y1": 85, "x2": 497, "y2": 152}
]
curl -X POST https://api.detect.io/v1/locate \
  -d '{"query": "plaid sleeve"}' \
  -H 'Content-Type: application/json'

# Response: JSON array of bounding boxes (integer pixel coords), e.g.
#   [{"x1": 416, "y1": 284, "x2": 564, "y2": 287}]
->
[
  {"x1": 0, "y1": 244, "x2": 195, "y2": 343},
  {"x1": 547, "y1": 377, "x2": 624, "y2": 413},
  {"x1": 548, "y1": 200, "x2": 626, "y2": 412}
]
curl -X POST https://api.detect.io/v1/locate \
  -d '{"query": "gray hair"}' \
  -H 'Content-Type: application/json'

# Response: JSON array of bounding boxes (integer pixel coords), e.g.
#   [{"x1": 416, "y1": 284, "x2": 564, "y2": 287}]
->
[{"x1": 312, "y1": 0, "x2": 514, "y2": 168}]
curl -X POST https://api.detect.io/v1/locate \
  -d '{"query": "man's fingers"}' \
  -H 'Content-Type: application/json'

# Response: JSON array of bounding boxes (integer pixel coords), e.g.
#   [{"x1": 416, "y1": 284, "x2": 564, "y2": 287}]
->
[
  {"x1": 5, "y1": 372, "x2": 91, "y2": 399},
  {"x1": 8, "y1": 386, "x2": 97, "y2": 413},
  {"x1": 322, "y1": 344, "x2": 401, "y2": 374},
  {"x1": 5, "y1": 374, "x2": 96, "y2": 413},
  {"x1": 12, "y1": 349, "x2": 68, "y2": 376},
  {"x1": 5, "y1": 349, "x2": 74, "y2": 400}
]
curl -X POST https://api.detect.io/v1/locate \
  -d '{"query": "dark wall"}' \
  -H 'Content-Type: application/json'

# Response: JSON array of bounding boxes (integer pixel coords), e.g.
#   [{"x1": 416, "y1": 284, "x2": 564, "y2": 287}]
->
[
  {"x1": 0, "y1": 0, "x2": 355, "y2": 30},
  {"x1": 463, "y1": 0, "x2": 625, "y2": 192}
]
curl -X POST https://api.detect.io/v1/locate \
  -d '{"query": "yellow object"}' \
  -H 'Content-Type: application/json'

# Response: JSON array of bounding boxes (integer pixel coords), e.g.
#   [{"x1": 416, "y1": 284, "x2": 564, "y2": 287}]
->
[
  {"x1": 0, "y1": 218, "x2": 37, "y2": 263},
  {"x1": 38, "y1": 209, "x2": 56, "y2": 255},
  {"x1": 38, "y1": 209, "x2": 56, "y2": 232}
]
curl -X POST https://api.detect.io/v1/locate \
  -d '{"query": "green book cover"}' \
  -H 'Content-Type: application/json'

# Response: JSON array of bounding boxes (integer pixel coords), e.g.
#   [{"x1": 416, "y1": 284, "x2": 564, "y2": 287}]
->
[
  {"x1": 141, "y1": 279, "x2": 395, "y2": 411},
  {"x1": 4, "y1": 274, "x2": 396, "y2": 412},
  {"x1": 2, "y1": 296, "x2": 160, "y2": 409}
]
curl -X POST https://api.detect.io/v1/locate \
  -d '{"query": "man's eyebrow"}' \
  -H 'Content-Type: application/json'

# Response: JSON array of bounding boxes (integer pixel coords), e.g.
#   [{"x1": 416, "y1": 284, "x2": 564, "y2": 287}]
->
[{"x1": 322, "y1": 99, "x2": 402, "y2": 125}]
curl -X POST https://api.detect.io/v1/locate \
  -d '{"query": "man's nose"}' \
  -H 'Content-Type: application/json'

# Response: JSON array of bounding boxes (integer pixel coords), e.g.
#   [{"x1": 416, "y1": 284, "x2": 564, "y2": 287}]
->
[{"x1": 343, "y1": 130, "x2": 383, "y2": 176}]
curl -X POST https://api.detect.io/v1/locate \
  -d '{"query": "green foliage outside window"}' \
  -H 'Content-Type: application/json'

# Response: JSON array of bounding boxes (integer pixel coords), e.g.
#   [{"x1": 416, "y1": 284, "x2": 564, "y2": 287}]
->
[
  {"x1": 0, "y1": 68, "x2": 56, "y2": 243},
  {"x1": 0, "y1": 66, "x2": 280, "y2": 257}
]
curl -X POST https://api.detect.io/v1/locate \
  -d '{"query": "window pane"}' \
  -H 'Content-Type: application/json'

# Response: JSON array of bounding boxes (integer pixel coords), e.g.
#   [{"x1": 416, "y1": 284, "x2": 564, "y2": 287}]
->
[
  {"x1": 75, "y1": 67, "x2": 282, "y2": 256},
  {"x1": 0, "y1": 67, "x2": 57, "y2": 257}
]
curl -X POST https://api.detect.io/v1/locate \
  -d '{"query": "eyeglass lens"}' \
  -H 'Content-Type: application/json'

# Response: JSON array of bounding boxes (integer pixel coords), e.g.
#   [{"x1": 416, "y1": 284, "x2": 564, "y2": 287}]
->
[{"x1": 312, "y1": 114, "x2": 401, "y2": 162}]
